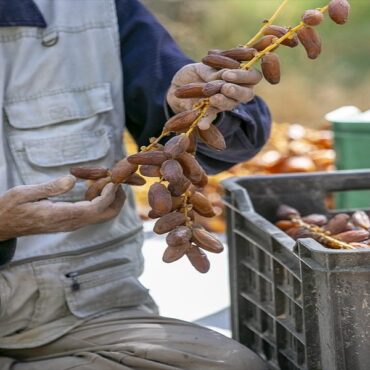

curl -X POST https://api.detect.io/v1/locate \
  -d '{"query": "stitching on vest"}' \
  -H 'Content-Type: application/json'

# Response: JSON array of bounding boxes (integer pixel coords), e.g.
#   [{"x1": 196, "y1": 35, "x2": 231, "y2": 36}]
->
[
  {"x1": 5, "y1": 83, "x2": 109, "y2": 104},
  {"x1": 106, "y1": 0, "x2": 120, "y2": 55},
  {"x1": 0, "y1": 22, "x2": 115, "y2": 43}
]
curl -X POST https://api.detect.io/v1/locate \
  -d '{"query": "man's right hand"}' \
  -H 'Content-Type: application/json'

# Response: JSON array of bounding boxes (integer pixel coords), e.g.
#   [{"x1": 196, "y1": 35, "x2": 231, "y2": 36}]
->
[{"x1": 0, "y1": 175, "x2": 125, "y2": 241}]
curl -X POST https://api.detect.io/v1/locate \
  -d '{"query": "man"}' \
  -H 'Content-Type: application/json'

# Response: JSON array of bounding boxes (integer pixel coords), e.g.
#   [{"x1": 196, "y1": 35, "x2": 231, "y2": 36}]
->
[{"x1": 0, "y1": 0, "x2": 270, "y2": 369}]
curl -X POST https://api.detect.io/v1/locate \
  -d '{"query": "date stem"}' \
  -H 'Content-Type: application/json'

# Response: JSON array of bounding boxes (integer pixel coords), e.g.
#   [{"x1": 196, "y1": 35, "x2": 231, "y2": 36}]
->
[
  {"x1": 291, "y1": 217, "x2": 356, "y2": 250},
  {"x1": 242, "y1": 5, "x2": 329, "y2": 70},
  {"x1": 245, "y1": 0, "x2": 290, "y2": 48}
]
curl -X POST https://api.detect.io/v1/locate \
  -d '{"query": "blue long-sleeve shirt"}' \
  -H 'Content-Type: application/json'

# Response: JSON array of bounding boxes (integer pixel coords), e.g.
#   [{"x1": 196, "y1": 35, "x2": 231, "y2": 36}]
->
[
  {"x1": 116, "y1": 0, "x2": 271, "y2": 174},
  {"x1": 0, "y1": 0, "x2": 272, "y2": 264}
]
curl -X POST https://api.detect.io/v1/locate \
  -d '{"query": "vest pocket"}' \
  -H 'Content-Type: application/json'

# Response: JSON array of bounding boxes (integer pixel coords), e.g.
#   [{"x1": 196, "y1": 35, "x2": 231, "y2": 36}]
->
[
  {"x1": 8, "y1": 128, "x2": 113, "y2": 201},
  {"x1": 63, "y1": 260, "x2": 150, "y2": 318},
  {"x1": 4, "y1": 84, "x2": 116, "y2": 201}
]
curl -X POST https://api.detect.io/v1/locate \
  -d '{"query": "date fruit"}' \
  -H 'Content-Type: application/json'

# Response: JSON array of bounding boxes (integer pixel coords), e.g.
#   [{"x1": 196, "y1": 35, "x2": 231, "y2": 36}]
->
[
  {"x1": 261, "y1": 53, "x2": 281, "y2": 85},
  {"x1": 328, "y1": 0, "x2": 350, "y2": 25},
  {"x1": 262, "y1": 25, "x2": 299, "y2": 48},
  {"x1": 197, "y1": 124, "x2": 226, "y2": 151},
  {"x1": 148, "y1": 182, "x2": 172, "y2": 216},
  {"x1": 153, "y1": 211, "x2": 186, "y2": 234},
  {"x1": 297, "y1": 26, "x2": 322, "y2": 59},
  {"x1": 111, "y1": 159, "x2": 138, "y2": 184},
  {"x1": 127, "y1": 151, "x2": 169, "y2": 166},
  {"x1": 164, "y1": 110, "x2": 198, "y2": 133},
  {"x1": 186, "y1": 246, "x2": 210, "y2": 273},
  {"x1": 70, "y1": 166, "x2": 108, "y2": 180},
  {"x1": 201, "y1": 54, "x2": 241, "y2": 70},
  {"x1": 164, "y1": 134, "x2": 190, "y2": 158},
  {"x1": 302, "y1": 9, "x2": 324, "y2": 26}
]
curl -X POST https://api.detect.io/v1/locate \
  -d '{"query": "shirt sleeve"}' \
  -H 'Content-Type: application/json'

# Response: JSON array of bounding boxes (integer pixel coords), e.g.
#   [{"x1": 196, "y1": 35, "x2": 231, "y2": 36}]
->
[{"x1": 115, "y1": 0, "x2": 272, "y2": 174}]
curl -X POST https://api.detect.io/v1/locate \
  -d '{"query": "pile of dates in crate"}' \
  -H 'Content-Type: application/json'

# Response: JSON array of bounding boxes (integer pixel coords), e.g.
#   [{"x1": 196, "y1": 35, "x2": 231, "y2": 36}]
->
[{"x1": 276, "y1": 205, "x2": 370, "y2": 250}]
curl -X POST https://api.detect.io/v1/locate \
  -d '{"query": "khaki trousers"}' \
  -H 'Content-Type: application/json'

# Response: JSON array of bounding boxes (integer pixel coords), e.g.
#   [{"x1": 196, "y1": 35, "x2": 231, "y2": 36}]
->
[{"x1": 0, "y1": 310, "x2": 266, "y2": 370}]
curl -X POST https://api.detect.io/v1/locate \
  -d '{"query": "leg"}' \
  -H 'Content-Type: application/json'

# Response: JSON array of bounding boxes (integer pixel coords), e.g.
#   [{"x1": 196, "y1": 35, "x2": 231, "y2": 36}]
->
[{"x1": 1, "y1": 311, "x2": 267, "y2": 370}]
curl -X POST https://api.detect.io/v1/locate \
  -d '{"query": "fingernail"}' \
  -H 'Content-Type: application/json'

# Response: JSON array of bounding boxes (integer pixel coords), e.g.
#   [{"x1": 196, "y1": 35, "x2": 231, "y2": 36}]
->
[
  {"x1": 225, "y1": 72, "x2": 237, "y2": 81},
  {"x1": 58, "y1": 175, "x2": 75, "y2": 188},
  {"x1": 198, "y1": 120, "x2": 211, "y2": 130}
]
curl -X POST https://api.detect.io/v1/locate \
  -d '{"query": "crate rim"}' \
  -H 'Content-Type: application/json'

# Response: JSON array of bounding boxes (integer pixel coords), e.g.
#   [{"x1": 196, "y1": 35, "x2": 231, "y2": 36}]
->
[{"x1": 222, "y1": 170, "x2": 370, "y2": 256}]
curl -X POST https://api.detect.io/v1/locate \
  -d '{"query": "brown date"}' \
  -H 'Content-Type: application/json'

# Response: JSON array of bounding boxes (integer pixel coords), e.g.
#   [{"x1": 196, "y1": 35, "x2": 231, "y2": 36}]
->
[
  {"x1": 192, "y1": 226, "x2": 224, "y2": 254},
  {"x1": 85, "y1": 176, "x2": 111, "y2": 201},
  {"x1": 177, "y1": 152, "x2": 205, "y2": 185},
  {"x1": 302, "y1": 9, "x2": 324, "y2": 26},
  {"x1": 201, "y1": 54, "x2": 240, "y2": 70},
  {"x1": 197, "y1": 124, "x2": 226, "y2": 151},
  {"x1": 261, "y1": 53, "x2": 281, "y2": 85},
  {"x1": 124, "y1": 173, "x2": 146, "y2": 186},
  {"x1": 70, "y1": 166, "x2": 109, "y2": 180},
  {"x1": 164, "y1": 134, "x2": 190, "y2": 158},
  {"x1": 186, "y1": 246, "x2": 210, "y2": 273},
  {"x1": 139, "y1": 164, "x2": 161, "y2": 178},
  {"x1": 163, "y1": 243, "x2": 190, "y2": 263},
  {"x1": 328, "y1": 0, "x2": 350, "y2": 25},
  {"x1": 297, "y1": 26, "x2": 322, "y2": 60},
  {"x1": 251, "y1": 35, "x2": 278, "y2": 51},
  {"x1": 164, "y1": 110, "x2": 198, "y2": 133},
  {"x1": 166, "y1": 226, "x2": 192, "y2": 247},
  {"x1": 153, "y1": 211, "x2": 186, "y2": 234},
  {"x1": 160, "y1": 160, "x2": 184, "y2": 185},
  {"x1": 190, "y1": 192, "x2": 216, "y2": 218},
  {"x1": 111, "y1": 159, "x2": 138, "y2": 184},
  {"x1": 127, "y1": 151, "x2": 169, "y2": 166},
  {"x1": 148, "y1": 183, "x2": 172, "y2": 216},
  {"x1": 262, "y1": 25, "x2": 299, "y2": 48}
]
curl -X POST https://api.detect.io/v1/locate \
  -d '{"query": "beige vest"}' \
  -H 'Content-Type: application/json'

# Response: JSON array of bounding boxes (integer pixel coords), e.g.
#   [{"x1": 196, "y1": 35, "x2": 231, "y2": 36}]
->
[{"x1": 0, "y1": 0, "x2": 153, "y2": 349}]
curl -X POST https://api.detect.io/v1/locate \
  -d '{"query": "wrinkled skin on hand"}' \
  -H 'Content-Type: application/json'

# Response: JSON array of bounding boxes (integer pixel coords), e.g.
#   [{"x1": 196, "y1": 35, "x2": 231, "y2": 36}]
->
[
  {"x1": 0, "y1": 175, "x2": 125, "y2": 241},
  {"x1": 167, "y1": 62, "x2": 262, "y2": 130}
]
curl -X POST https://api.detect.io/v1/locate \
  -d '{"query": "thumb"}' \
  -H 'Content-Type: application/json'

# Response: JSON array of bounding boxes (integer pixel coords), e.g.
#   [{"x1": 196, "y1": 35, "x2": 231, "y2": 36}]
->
[{"x1": 14, "y1": 175, "x2": 76, "y2": 203}]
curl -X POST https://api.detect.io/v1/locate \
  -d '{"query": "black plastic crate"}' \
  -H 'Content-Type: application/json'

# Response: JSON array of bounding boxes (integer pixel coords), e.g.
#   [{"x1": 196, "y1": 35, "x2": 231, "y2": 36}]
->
[{"x1": 223, "y1": 170, "x2": 370, "y2": 370}]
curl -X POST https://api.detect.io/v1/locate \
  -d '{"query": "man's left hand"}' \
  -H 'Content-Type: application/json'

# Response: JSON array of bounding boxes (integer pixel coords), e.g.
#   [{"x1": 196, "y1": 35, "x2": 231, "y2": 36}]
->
[{"x1": 167, "y1": 63, "x2": 262, "y2": 130}]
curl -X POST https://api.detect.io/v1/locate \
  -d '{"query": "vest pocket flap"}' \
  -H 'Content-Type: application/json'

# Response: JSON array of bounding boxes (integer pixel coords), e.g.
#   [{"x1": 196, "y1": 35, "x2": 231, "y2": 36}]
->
[
  {"x1": 5, "y1": 84, "x2": 113, "y2": 129},
  {"x1": 24, "y1": 129, "x2": 110, "y2": 167}
]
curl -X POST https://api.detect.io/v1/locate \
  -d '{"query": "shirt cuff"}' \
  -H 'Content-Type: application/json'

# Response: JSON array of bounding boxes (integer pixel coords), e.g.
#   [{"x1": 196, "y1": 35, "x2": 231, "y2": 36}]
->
[
  {"x1": 216, "y1": 108, "x2": 258, "y2": 146},
  {"x1": 0, "y1": 238, "x2": 17, "y2": 267}
]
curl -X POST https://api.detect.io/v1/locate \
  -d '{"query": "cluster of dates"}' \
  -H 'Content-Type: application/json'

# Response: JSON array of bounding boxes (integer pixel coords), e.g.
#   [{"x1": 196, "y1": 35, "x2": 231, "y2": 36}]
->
[
  {"x1": 182, "y1": 0, "x2": 350, "y2": 87},
  {"x1": 69, "y1": 0, "x2": 350, "y2": 272},
  {"x1": 71, "y1": 113, "x2": 225, "y2": 273},
  {"x1": 276, "y1": 204, "x2": 370, "y2": 249}
]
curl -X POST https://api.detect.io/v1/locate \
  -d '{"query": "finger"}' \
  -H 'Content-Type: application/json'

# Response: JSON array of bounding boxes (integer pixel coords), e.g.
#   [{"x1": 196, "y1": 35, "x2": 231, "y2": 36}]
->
[
  {"x1": 221, "y1": 68, "x2": 262, "y2": 85},
  {"x1": 171, "y1": 63, "x2": 203, "y2": 86},
  {"x1": 221, "y1": 83, "x2": 254, "y2": 103},
  {"x1": 198, "y1": 107, "x2": 219, "y2": 130},
  {"x1": 98, "y1": 187, "x2": 127, "y2": 221},
  {"x1": 90, "y1": 183, "x2": 118, "y2": 213},
  {"x1": 209, "y1": 93, "x2": 238, "y2": 112},
  {"x1": 194, "y1": 63, "x2": 225, "y2": 82},
  {"x1": 8, "y1": 175, "x2": 76, "y2": 204}
]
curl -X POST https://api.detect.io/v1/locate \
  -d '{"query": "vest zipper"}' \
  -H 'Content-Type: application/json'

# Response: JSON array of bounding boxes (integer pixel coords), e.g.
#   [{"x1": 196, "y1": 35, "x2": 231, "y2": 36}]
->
[
  {"x1": 65, "y1": 271, "x2": 80, "y2": 291},
  {"x1": 65, "y1": 258, "x2": 131, "y2": 292},
  {"x1": 5, "y1": 226, "x2": 143, "y2": 268}
]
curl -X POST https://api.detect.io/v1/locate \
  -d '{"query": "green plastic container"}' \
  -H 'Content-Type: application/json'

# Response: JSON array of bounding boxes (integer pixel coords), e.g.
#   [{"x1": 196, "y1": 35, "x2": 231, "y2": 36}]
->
[{"x1": 326, "y1": 106, "x2": 370, "y2": 209}]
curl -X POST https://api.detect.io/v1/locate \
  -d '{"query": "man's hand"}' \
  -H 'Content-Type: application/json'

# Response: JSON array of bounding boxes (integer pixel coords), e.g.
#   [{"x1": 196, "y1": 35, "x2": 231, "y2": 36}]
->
[
  {"x1": 167, "y1": 63, "x2": 262, "y2": 129},
  {"x1": 0, "y1": 175, "x2": 125, "y2": 241}
]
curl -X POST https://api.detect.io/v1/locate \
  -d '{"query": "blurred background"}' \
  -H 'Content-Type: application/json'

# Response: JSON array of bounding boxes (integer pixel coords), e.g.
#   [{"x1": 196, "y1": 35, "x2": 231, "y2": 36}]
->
[{"x1": 142, "y1": 0, "x2": 369, "y2": 127}]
